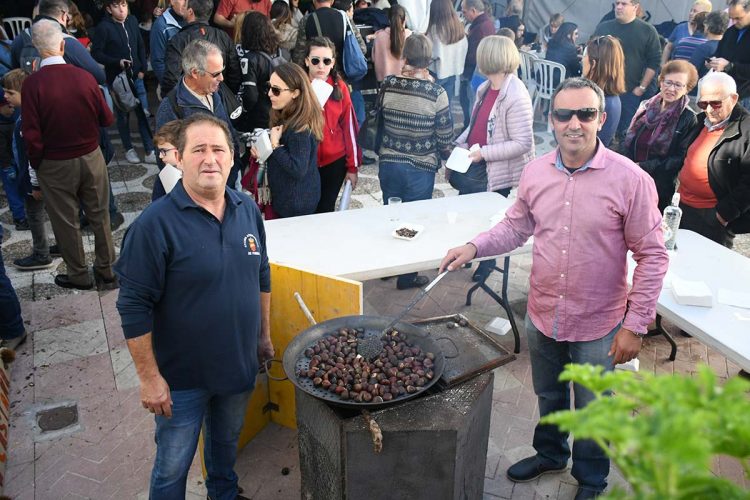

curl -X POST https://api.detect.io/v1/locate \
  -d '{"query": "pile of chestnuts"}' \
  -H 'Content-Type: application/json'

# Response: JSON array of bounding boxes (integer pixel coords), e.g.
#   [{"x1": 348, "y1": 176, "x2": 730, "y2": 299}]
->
[
  {"x1": 395, "y1": 227, "x2": 419, "y2": 238},
  {"x1": 297, "y1": 328, "x2": 436, "y2": 403}
]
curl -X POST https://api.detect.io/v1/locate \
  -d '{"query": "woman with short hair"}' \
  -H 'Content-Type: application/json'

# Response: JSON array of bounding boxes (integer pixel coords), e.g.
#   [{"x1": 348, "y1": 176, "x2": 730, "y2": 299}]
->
[
  {"x1": 377, "y1": 34, "x2": 454, "y2": 289},
  {"x1": 620, "y1": 59, "x2": 699, "y2": 211},
  {"x1": 452, "y1": 35, "x2": 534, "y2": 282}
]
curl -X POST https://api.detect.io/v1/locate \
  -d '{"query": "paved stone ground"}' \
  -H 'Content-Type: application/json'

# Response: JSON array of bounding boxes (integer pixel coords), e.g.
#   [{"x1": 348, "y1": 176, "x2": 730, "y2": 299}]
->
[{"x1": 2, "y1": 113, "x2": 748, "y2": 499}]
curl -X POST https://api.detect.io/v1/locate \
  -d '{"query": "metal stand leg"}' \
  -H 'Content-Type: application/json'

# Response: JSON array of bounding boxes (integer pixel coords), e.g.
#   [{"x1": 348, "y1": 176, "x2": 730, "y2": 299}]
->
[
  {"x1": 645, "y1": 314, "x2": 677, "y2": 361},
  {"x1": 465, "y1": 256, "x2": 521, "y2": 354}
]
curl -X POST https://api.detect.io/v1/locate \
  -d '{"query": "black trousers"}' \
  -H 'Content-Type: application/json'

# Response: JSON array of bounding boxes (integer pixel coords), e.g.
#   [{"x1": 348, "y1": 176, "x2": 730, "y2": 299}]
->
[
  {"x1": 679, "y1": 203, "x2": 735, "y2": 249},
  {"x1": 316, "y1": 156, "x2": 348, "y2": 213}
]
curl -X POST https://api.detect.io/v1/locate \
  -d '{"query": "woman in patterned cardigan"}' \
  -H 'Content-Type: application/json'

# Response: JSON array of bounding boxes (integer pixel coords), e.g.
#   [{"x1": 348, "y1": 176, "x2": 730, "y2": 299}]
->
[{"x1": 377, "y1": 33, "x2": 455, "y2": 289}]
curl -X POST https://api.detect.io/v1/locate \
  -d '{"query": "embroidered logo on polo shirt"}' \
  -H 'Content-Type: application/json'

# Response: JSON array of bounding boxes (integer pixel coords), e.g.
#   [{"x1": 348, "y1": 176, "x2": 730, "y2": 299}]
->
[{"x1": 244, "y1": 234, "x2": 261, "y2": 256}]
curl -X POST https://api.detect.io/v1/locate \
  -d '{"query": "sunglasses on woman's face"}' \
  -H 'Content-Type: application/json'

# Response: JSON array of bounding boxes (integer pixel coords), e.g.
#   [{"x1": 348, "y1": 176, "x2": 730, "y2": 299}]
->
[
  {"x1": 309, "y1": 57, "x2": 333, "y2": 66},
  {"x1": 265, "y1": 82, "x2": 292, "y2": 97},
  {"x1": 551, "y1": 108, "x2": 599, "y2": 123}
]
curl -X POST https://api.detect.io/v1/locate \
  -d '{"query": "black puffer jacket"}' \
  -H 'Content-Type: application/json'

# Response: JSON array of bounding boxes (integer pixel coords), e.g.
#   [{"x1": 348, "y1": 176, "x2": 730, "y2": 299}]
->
[
  {"x1": 235, "y1": 46, "x2": 274, "y2": 132},
  {"x1": 161, "y1": 21, "x2": 241, "y2": 94},
  {"x1": 620, "y1": 106, "x2": 697, "y2": 212},
  {"x1": 678, "y1": 104, "x2": 750, "y2": 234}
]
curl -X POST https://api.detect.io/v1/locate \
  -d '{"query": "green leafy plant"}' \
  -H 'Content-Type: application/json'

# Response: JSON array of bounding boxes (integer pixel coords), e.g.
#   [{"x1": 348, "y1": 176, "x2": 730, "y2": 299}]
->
[{"x1": 541, "y1": 364, "x2": 750, "y2": 499}]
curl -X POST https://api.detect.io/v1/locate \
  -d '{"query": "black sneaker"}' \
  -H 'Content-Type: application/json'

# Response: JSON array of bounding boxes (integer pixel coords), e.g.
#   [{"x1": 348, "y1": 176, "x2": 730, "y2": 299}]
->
[
  {"x1": 14, "y1": 218, "x2": 30, "y2": 231},
  {"x1": 94, "y1": 268, "x2": 119, "y2": 291},
  {"x1": 507, "y1": 455, "x2": 567, "y2": 482},
  {"x1": 49, "y1": 244, "x2": 61, "y2": 257},
  {"x1": 13, "y1": 254, "x2": 54, "y2": 271},
  {"x1": 110, "y1": 212, "x2": 125, "y2": 231}
]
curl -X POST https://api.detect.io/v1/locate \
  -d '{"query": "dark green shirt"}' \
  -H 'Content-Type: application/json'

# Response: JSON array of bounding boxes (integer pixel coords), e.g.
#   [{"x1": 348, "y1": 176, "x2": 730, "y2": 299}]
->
[{"x1": 594, "y1": 19, "x2": 662, "y2": 92}]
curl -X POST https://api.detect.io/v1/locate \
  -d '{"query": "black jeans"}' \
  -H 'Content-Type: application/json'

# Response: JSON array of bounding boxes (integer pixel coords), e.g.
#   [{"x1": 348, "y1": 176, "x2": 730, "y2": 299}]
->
[
  {"x1": 316, "y1": 156, "x2": 348, "y2": 213},
  {"x1": 679, "y1": 203, "x2": 735, "y2": 249}
]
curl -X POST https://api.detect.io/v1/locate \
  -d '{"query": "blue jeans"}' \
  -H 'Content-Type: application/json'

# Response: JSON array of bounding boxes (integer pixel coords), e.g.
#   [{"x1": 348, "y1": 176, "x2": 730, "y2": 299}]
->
[
  {"x1": 1, "y1": 164, "x2": 26, "y2": 221},
  {"x1": 526, "y1": 315, "x2": 617, "y2": 492},
  {"x1": 436, "y1": 76, "x2": 456, "y2": 100},
  {"x1": 150, "y1": 388, "x2": 252, "y2": 500},
  {"x1": 350, "y1": 89, "x2": 365, "y2": 127},
  {"x1": 115, "y1": 79, "x2": 154, "y2": 153},
  {"x1": 0, "y1": 225, "x2": 24, "y2": 340},
  {"x1": 134, "y1": 77, "x2": 150, "y2": 114}
]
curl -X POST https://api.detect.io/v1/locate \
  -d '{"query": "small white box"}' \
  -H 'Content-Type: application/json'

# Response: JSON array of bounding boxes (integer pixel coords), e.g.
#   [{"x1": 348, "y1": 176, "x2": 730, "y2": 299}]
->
[
  {"x1": 615, "y1": 358, "x2": 640, "y2": 372},
  {"x1": 671, "y1": 276, "x2": 713, "y2": 307},
  {"x1": 485, "y1": 317, "x2": 511, "y2": 336}
]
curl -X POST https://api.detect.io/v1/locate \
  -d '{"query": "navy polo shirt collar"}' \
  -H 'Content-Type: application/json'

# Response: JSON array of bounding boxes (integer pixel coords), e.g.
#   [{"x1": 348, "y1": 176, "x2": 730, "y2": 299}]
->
[{"x1": 170, "y1": 180, "x2": 243, "y2": 211}]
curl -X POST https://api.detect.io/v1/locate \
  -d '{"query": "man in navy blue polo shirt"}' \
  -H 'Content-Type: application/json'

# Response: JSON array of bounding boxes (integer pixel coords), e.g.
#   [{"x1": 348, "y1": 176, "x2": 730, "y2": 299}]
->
[{"x1": 115, "y1": 113, "x2": 273, "y2": 500}]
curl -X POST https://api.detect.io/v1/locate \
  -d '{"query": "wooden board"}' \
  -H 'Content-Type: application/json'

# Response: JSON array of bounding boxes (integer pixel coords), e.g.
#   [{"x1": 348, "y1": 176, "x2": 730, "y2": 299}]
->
[{"x1": 267, "y1": 263, "x2": 363, "y2": 429}]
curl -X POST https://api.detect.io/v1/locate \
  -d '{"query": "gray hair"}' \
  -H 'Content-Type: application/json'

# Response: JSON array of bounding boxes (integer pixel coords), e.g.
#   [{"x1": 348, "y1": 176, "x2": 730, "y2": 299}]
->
[
  {"x1": 38, "y1": 0, "x2": 70, "y2": 18},
  {"x1": 551, "y1": 77, "x2": 606, "y2": 114},
  {"x1": 728, "y1": 0, "x2": 750, "y2": 10},
  {"x1": 32, "y1": 19, "x2": 64, "y2": 53},
  {"x1": 698, "y1": 71, "x2": 738, "y2": 96},
  {"x1": 186, "y1": 0, "x2": 213, "y2": 21},
  {"x1": 704, "y1": 11, "x2": 729, "y2": 35},
  {"x1": 181, "y1": 39, "x2": 223, "y2": 75},
  {"x1": 463, "y1": 0, "x2": 486, "y2": 12}
]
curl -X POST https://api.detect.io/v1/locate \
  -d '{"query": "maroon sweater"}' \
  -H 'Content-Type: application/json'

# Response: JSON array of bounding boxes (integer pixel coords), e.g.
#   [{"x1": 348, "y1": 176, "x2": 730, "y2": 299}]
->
[{"x1": 22, "y1": 63, "x2": 113, "y2": 169}]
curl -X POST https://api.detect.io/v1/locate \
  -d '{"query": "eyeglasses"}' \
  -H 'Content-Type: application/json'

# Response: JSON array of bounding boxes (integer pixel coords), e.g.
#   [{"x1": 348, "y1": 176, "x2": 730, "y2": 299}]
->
[
  {"x1": 157, "y1": 147, "x2": 177, "y2": 157},
  {"x1": 661, "y1": 80, "x2": 686, "y2": 90},
  {"x1": 265, "y1": 82, "x2": 293, "y2": 96},
  {"x1": 309, "y1": 56, "x2": 334, "y2": 66},
  {"x1": 696, "y1": 96, "x2": 729, "y2": 110},
  {"x1": 551, "y1": 108, "x2": 599, "y2": 122},
  {"x1": 201, "y1": 67, "x2": 225, "y2": 78}
]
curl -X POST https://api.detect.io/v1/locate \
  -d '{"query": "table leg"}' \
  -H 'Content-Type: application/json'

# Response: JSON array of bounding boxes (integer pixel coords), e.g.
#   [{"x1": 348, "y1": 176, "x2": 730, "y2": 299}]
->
[
  {"x1": 464, "y1": 256, "x2": 521, "y2": 354},
  {"x1": 645, "y1": 314, "x2": 677, "y2": 361}
]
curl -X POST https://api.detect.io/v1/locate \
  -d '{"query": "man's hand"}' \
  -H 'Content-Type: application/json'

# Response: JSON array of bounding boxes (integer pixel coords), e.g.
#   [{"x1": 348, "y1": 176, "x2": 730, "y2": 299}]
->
[
  {"x1": 31, "y1": 189, "x2": 43, "y2": 201},
  {"x1": 439, "y1": 243, "x2": 477, "y2": 273},
  {"x1": 258, "y1": 336, "x2": 275, "y2": 364},
  {"x1": 708, "y1": 57, "x2": 730, "y2": 72},
  {"x1": 632, "y1": 86, "x2": 645, "y2": 97},
  {"x1": 345, "y1": 171, "x2": 358, "y2": 190},
  {"x1": 608, "y1": 327, "x2": 642, "y2": 365},
  {"x1": 140, "y1": 374, "x2": 173, "y2": 417},
  {"x1": 119, "y1": 59, "x2": 132, "y2": 69}
]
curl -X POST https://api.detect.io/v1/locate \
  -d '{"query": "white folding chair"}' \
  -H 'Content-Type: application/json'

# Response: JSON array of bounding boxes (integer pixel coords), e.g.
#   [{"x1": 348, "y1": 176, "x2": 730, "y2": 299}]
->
[
  {"x1": 531, "y1": 59, "x2": 566, "y2": 131},
  {"x1": 3, "y1": 17, "x2": 32, "y2": 39},
  {"x1": 519, "y1": 50, "x2": 540, "y2": 100}
]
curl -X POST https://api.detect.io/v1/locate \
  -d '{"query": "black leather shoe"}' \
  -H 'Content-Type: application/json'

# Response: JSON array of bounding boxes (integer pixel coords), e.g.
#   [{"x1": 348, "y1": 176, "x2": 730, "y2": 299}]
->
[
  {"x1": 575, "y1": 486, "x2": 602, "y2": 499},
  {"x1": 396, "y1": 275, "x2": 429, "y2": 290},
  {"x1": 54, "y1": 274, "x2": 93, "y2": 290},
  {"x1": 49, "y1": 243, "x2": 62, "y2": 257},
  {"x1": 506, "y1": 455, "x2": 566, "y2": 483}
]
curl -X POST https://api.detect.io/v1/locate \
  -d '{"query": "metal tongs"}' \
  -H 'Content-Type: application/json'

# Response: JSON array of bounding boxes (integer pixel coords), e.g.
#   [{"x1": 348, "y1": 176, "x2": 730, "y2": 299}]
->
[{"x1": 357, "y1": 271, "x2": 449, "y2": 360}]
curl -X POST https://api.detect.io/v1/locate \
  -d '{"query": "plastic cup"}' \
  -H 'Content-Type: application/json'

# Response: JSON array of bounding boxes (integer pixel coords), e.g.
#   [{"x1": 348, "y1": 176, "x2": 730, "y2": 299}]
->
[{"x1": 388, "y1": 197, "x2": 402, "y2": 221}]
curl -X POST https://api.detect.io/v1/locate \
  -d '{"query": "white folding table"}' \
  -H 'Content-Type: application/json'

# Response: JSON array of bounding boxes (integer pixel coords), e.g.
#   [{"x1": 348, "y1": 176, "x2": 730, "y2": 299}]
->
[
  {"x1": 650, "y1": 230, "x2": 750, "y2": 371},
  {"x1": 265, "y1": 192, "x2": 533, "y2": 352}
]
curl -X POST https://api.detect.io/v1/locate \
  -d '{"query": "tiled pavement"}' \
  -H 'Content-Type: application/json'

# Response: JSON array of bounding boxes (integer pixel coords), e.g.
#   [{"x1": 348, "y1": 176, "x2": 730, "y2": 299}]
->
[{"x1": 2, "y1": 122, "x2": 748, "y2": 499}]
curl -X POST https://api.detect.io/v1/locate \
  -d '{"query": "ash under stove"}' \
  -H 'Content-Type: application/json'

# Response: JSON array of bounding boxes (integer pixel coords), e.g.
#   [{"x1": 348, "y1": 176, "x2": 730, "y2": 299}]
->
[{"x1": 296, "y1": 314, "x2": 515, "y2": 500}]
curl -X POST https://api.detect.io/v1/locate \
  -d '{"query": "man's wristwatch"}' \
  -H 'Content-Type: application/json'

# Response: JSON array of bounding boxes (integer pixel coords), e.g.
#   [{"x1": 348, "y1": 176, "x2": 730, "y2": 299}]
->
[
  {"x1": 637, "y1": 85, "x2": 647, "y2": 91},
  {"x1": 631, "y1": 330, "x2": 647, "y2": 338}
]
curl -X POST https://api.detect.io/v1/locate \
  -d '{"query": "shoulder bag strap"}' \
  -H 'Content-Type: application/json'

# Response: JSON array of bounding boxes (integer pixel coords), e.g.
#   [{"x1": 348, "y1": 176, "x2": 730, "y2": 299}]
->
[{"x1": 312, "y1": 12, "x2": 323, "y2": 37}]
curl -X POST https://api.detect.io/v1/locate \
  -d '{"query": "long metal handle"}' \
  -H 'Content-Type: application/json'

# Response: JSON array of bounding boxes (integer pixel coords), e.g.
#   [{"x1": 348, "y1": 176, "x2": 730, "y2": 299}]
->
[
  {"x1": 294, "y1": 292, "x2": 317, "y2": 326},
  {"x1": 381, "y1": 271, "x2": 448, "y2": 335}
]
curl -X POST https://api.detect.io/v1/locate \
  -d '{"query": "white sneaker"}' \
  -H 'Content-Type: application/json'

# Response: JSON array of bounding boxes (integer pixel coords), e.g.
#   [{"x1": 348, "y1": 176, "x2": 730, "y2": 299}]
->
[
  {"x1": 125, "y1": 148, "x2": 140, "y2": 164},
  {"x1": 144, "y1": 151, "x2": 157, "y2": 164}
]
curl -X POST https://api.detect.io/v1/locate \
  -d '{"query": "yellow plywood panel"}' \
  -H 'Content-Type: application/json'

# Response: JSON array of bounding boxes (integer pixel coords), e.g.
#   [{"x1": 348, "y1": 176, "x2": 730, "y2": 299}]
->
[{"x1": 268, "y1": 263, "x2": 363, "y2": 429}]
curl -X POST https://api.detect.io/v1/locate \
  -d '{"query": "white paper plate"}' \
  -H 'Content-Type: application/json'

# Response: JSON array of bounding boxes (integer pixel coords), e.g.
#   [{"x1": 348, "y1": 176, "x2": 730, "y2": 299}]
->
[{"x1": 392, "y1": 223, "x2": 424, "y2": 241}]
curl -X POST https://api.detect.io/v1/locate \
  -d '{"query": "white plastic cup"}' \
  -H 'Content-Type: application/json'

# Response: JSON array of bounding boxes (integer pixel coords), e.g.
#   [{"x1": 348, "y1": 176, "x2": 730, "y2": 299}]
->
[{"x1": 388, "y1": 197, "x2": 402, "y2": 221}]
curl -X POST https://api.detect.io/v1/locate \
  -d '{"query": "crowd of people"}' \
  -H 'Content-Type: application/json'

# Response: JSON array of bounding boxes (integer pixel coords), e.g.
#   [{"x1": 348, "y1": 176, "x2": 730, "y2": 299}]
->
[{"x1": 1, "y1": 0, "x2": 750, "y2": 498}]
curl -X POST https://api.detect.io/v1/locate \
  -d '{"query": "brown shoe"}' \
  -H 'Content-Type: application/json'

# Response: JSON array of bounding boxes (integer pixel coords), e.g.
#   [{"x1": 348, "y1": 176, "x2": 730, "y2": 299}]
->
[{"x1": 54, "y1": 274, "x2": 94, "y2": 290}]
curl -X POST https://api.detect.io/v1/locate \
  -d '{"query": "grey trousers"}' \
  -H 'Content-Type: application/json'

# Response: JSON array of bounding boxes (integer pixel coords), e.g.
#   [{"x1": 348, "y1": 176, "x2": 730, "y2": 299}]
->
[
  {"x1": 24, "y1": 195, "x2": 49, "y2": 260},
  {"x1": 37, "y1": 148, "x2": 115, "y2": 285}
]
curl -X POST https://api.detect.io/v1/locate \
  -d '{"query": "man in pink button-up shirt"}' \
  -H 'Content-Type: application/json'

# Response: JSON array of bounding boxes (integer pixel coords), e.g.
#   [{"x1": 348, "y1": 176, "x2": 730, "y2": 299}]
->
[{"x1": 440, "y1": 78, "x2": 668, "y2": 499}]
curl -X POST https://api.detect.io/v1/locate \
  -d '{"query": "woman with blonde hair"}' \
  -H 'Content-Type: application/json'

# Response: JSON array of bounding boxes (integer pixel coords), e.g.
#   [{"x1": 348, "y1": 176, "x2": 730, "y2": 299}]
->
[
  {"x1": 452, "y1": 35, "x2": 534, "y2": 282},
  {"x1": 372, "y1": 5, "x2": 411, "y2": 82},
  {"x1": 426, "y1": 0, "x2": 467, "y2": 97},
  {"x1": 251, "y1": 62, "x2": 324, "y2": 218},
  {"x1": 582, "y1": 35, "x2": 626, "y2": 147}
]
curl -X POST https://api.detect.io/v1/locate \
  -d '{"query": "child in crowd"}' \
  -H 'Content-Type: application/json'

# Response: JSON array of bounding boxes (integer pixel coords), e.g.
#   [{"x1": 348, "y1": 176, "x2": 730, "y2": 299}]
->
[
  {"x1": 2, "y1": 70, "x2": 57, "y2": 270},
  {"x1": 92, "y1": 0, "x2": 156, "y2": 165},
  {"x1": 1, "y1": 89, "x2": 28, "y2": 231},
  {"x1": 151, "y1": 120, "x2": 183, "y2": 200}
]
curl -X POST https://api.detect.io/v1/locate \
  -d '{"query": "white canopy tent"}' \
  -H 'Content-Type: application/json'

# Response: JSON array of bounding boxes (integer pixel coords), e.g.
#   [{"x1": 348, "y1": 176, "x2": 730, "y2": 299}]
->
[{"x1": 523, "y1": 0, "x2": 702, "y2": 41}]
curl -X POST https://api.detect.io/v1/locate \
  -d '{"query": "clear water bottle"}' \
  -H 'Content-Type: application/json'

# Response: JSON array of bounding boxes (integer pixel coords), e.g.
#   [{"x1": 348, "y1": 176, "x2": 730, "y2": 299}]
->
[{"x1": 662, "y1": 193, "x2": 683, "y2": 251}]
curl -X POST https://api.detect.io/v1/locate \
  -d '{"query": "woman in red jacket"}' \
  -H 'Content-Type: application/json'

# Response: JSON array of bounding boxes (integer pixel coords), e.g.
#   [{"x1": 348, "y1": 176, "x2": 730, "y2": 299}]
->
[{"x1": 304, "y1": 36, "x2": 361, "y2": 213}]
